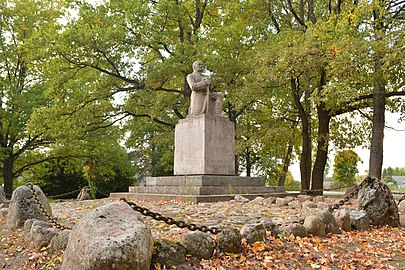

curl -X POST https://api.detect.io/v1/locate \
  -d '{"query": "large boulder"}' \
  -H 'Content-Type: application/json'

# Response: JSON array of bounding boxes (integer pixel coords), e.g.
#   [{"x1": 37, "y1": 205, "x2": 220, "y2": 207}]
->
[
  {"x1": 61, "y1": 201, "x2": 153, "y2": 270},
  {"x1": 49, "y1": 230, "x2": 71, "y2": 253},
  {"x1": 7, "y1": 185, "x2": 52, "y2": 228},
  {"x1": 358, "y1": 180, "x2": 399, "y2": 226},
  {"x1": 240, "y1": 223, "x2": 266, "y2": 244}
]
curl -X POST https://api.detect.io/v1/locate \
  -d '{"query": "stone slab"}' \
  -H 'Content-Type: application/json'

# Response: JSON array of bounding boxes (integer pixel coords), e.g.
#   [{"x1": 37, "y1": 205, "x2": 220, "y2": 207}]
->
[
  {"x1": 144, "y1": 175, "x2": 265, "y2": 187},
  {"x1": 174, "y1": 114, "x2": 235, "y2": 175},
  {"x1": 110, "y1": 192, "x2": 291, "y2": 203}
]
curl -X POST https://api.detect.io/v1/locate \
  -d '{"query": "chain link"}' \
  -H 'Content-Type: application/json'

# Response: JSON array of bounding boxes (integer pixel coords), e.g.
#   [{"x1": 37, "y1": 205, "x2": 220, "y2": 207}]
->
[
  {"x1": 121, "y1": 198, "x2": 222, "y2": 235},
  {"x1": 327, "y1": 176, "x2": 394, "y2": 212},
  {"x1": 27, "y1": 182, "x2": 71, "y2": 230}
]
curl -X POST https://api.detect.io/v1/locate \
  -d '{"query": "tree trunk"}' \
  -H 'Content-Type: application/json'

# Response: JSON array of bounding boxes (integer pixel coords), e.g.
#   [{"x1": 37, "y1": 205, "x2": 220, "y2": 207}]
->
[
  {"x1": 311, "y1": 102, "x2": 331, "y2": 195},
  {"x1": 369, "y1": 6, "x2": 386, "y2": 180},
  {"x1": 278, "y1": 143, "x2": 293, "y2": 186},
  {"x1": 246, "y1": 147, "x2": 251, "y2": 177},
  {"x1": 369, "y1": 59, "x2": 385, "y2": 179},
  {"x1": 2, "y1": 157, "x2": 15, "y2": 199},
  {"x1": 290, "y1": 78, "x2": 311, "y2": 192}
]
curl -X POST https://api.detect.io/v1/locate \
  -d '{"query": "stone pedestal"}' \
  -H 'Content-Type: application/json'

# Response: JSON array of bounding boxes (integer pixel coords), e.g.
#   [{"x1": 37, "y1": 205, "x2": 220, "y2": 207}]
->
[
  {"x1": 174, "y1": 114, "x2": 235, "y2": 175},
  {"x1": 110, "y1": 114, "x2": 286, "y2": 203}
]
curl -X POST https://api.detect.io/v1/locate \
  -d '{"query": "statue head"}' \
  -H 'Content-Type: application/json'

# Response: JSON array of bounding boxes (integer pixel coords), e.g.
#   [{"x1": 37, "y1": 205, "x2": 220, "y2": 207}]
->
[{"x1": 192, "y1": 61, "x2": 204, "y2": 72}]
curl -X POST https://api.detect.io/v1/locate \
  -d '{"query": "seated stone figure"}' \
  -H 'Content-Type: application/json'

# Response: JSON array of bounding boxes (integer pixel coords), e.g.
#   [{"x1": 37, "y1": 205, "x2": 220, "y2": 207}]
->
[{"x1": 186, "y1": 61, "x2": 224, "y2": 115}]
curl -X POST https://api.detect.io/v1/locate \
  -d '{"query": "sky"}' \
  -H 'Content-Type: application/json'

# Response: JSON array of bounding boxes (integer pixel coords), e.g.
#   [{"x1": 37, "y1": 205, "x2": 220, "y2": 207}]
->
[{"x1": 290, "y1": 111, "x2": 405, "y2": 180}]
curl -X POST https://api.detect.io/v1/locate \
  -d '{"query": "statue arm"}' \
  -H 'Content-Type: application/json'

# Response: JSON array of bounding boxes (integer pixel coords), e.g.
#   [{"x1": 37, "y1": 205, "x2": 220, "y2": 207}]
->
[{"x1": 187, "y1": 74, "x2": 211, "y2": 92}]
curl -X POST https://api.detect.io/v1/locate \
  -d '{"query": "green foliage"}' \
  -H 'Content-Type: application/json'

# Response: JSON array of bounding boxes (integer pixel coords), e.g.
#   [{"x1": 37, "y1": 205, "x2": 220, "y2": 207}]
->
[
  {"x1": 284, "y1": 172, "x2": 301, "y2": 191},
  {"x1": 332, "y1": 150, "x2": 361, "y2": 187}
]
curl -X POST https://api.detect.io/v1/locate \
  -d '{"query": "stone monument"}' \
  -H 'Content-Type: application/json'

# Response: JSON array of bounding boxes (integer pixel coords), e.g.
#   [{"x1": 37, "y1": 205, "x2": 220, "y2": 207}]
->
[{"x1": 110, "y1": 61, "x2": 285, "y2": 202}]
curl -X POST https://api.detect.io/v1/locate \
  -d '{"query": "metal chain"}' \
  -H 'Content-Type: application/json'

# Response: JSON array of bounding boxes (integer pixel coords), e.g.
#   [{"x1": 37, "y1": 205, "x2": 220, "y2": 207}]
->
[
  {"x1": 121, "y1": 198, "x2": 222, "y2": 235},
  {"x1": 27, "y1": 182, "x2": 71, "y2": 230},
  {"x1": 48, "y1": 188, "x2": 82, "y2": 199},
  {"x1": 300, "y1": 183, "x2": 356, "y2": 194}
]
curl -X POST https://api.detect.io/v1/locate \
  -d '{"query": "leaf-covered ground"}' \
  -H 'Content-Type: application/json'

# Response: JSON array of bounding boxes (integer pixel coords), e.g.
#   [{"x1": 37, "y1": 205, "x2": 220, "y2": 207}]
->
[{"x1": 0, "y1": 197, "x2": 404, "y2": 269}]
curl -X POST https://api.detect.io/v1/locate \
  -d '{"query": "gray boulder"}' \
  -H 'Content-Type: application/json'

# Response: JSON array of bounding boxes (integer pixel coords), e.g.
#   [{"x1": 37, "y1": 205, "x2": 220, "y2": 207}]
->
[
  {"x1": 7, "y1": 185, "x2": 52, "y2": 228},
  {"x1": 151, "y1": 239, "x2": 187, "y2": 269},
  {"x1": 61, "y1": 201, "x2": 153, "y2": 270},
  {"x1": 31, "y1": 220, "x2": 59, "y2": 249},
  {"x1": 179, "y1": 231, "x2": 215, "y2": 259},
  {"x1": 303, "y1": 216, "x2": 326, "y2": 237},
  {"x1": 279, "y1": 223, "x2": 308, "y2": 238},
  {"x1": 240, "y1": 223, "x2": 266, "y2": 244},
  {"x1": 316, "y1": 210, "x2": 340, "y2": 234},
  {"x1": 350, "y1": 210, "x2": 371, "y2": 231},
  {"x1": 358, "y1": 180, "x2": 399, "y2": 226},
  {"x1": 333, "y1": 208, "x2": 351, "y2": 232},
  {"x1": 217, "y1": 227, "x2": 242, "y2": 253},
  {"x1": 49, "y1": 230, "x2": 71, "y2": 253}
]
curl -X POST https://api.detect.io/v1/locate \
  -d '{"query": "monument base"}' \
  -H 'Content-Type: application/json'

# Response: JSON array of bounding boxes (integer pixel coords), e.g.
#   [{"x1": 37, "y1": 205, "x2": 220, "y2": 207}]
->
[{"x1": 110, "y1": 175, "x2": 286, "y2": 203}]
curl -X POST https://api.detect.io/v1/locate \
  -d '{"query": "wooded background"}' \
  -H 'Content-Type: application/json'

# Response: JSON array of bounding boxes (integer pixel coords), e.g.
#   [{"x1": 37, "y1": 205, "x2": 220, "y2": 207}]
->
[{"x1": 1, "y1": 0, "x2": 404, "y2": 197}]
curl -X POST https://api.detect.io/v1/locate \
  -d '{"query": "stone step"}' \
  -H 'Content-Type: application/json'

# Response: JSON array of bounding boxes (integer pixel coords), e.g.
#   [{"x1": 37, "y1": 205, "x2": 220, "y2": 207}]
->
[
  {"x1": 129, "y1": 185, "x2": 284, "y2": 195},
  {"x1": 145, "y1": 175, "x2": 265, "y2": 187},
  {"x1": 110, "y1": 192, "x2": 290, "y2": 203}
]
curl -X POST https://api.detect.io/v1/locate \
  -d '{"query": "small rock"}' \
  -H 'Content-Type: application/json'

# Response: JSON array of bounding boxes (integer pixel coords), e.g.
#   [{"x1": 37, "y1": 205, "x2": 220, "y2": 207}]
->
[
  {"x1": 217, "y1": 227, "x2": 242, "y2": 253},
  {"x1": 248, "y1": 196, "x2": 264, "y2": 204},
  {"x1": 279, "y1": 223, "x2": 308, "y2": 238},
  {"x1": 240, "y1": 223, "x2": 266, "y2": 244},
  {"x1": 152, "y1": 239, "x2": 187, "y2": 269},
  {"x1": 288, "y1": 201, "x2": 302, "y2": 209},
  {"x1": 399, "y1": 200, "x2": 405, "y2": 213},
  {"x1": 303, "y1": 216, "x2": 326, "y2": 237},
  {"x1": 284, "y1": 196, "x2": 295, "y2": 203},
  {"x1": 76, "y1": 186, "x2": 91, "y2": 200},
  {"x1": 350, "y1": 210, "x2": 371, "y2": 231},
  {"x1": 262, "y1": 197, "x2": 276, "y2": 205},
  {"x1": 31, "y1": 221, "x2": 60, "y2": 249},
  {"x1": 275, "y1": 198, "x2": 288, "y2": 207},
  {"x1": 313, "y1": 196, "x2": 325, "y2": 203},
  {"x1": 0, "y1": 208, "x2": 8, "y2": 219},
  {"x1": 179, "y1": 231, "x2": 215, "y2": 259},
  {"x1": 297, "y1": 195, "x2": 313, "y2": 202},
  {"x1": 303, "y1": 201, "x2": 317, "y2": 209},
  {"x1": 234, "y1": 195, "x2": 249, "y2": 202},
  {"x1": 49, "y1": 230, "x2": 71, "y2": 253},
  {"x1": 25, "y1": 219, "x2": 51, "y2": 232},
  {"x1": 333, "y1": 208, "x2": 351, "y2": 232},
  {"x1": 316, "y1": 210, "x2": 340, "y2": 234},
  {"x1": 317, "y1": 202, "x2": 329, "y2": 209},
  {"x1": 260, "y1": 218, "x2": 279, "y2": 237}
]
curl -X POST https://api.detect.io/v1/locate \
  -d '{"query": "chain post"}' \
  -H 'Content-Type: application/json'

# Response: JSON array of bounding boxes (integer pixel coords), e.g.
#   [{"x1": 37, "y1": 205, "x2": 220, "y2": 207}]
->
[
  {"x1": 120, "y1": 198, "x2": 222, "y2": 235},
  {"x1": 27, "y1": 182, "x2": 71, "y2": 230}
]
